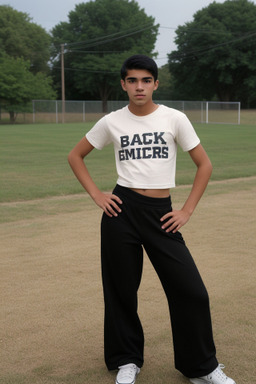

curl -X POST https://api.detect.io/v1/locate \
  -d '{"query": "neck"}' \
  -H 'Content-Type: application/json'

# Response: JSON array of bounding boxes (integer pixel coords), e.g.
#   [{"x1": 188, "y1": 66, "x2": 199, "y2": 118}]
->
[{"x1": 128, "y1": 101, "x2": 158, "y2": 116}]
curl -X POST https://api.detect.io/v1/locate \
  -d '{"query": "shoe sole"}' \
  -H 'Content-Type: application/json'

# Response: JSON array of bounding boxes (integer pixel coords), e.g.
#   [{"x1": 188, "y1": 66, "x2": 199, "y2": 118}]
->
[
  {"x1": 116, "y1": 379, "x2": 137, "y2": 384},
  {"x1": 190, "y1": 379, "x2": 210, "y2": 384}
]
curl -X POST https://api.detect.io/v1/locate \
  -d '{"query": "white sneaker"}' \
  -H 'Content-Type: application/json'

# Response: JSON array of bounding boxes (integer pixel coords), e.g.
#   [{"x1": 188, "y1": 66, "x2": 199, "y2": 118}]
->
[
  {"x1": 115, "y1": 363, "x2": 140, "y2": 384},
  {"x1": 189, "y1": 364, "x2": 236, "y2": 384}
]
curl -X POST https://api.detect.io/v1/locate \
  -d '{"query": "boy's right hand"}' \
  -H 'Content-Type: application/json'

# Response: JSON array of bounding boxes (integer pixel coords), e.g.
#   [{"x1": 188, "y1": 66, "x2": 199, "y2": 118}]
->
[{"x1": 93, "y1": 191, "x2": 123, "y2": 217}]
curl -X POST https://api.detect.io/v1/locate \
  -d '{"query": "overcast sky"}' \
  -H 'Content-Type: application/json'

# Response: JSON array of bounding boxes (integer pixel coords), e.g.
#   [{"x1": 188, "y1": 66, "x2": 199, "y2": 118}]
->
[{"x1": 2, "y1": 0, "x2": 255, "y2": 66}]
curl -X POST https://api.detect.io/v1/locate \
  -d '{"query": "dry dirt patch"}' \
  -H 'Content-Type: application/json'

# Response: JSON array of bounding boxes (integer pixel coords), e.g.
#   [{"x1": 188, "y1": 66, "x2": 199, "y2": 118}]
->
[{"x1": 1, "y1": 179, "x2": 255, "y2": 384}]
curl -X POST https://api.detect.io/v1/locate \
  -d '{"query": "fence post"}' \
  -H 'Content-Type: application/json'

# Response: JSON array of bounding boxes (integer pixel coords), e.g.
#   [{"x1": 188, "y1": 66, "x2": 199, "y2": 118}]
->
[
  {"x1": 238, "y1": 102, "x2": 241, "y2": 125},
  {"x1": 56, "y1": 101, "x2": 58, "y2": 124},
  {"x1": 61, "y1": 44, "x2": 65, "y2": 123},
  {"x1": 32, "y1": 100, "x2": 35, "y2": 123},
  {"x1": 206, "y1": 101, "x2": 209, "y2": 124},
  {"x1": 83, "y1": 101, "x2": 85, "y2": 122}
]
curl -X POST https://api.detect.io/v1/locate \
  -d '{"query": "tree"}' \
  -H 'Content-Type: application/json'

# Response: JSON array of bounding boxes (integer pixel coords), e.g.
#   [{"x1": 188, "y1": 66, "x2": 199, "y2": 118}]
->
[
  {"x1": 51, "y1": 0, "x2": 159, "y2": 111},
  {"x1": 0, "y1": 5, "x2": 51, "y2": 74},
  {"x1": 168, "y1": 0, "x2": 256, "y2": 107},
  {"x1": 0, "y1": 6, "x2": 56, "y2": 122},
  {"x1": 154, "y1": 64, "x2": 173, "y2": 100},
  {"x1": 0, "y1": 54, "x2": 56, "y2": 122}
]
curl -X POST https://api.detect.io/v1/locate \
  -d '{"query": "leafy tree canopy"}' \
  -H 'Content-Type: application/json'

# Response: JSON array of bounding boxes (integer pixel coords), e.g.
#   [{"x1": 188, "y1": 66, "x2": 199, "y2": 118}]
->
[
  {"x1": 0, "y1": 5, "x2": 51, "y2": 74},
  {"x1": 154, "y1": 64, "x2": 173, "y2": 100},
  {"x1": 0, "y1": 54, "x2": 56, "y2": 122},
  {"x1": 168, "y1": 0, "x2": 256, "y2": 107},
  {"x1": 51, "y1": 0, "x2": 159, "y2": 108}
]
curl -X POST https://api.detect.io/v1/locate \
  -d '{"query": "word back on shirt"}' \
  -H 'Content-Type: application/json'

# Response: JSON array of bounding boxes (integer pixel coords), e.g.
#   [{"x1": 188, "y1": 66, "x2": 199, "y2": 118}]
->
[{"x1": 118, "y1": 132, "x2": 168, "y2": 161}]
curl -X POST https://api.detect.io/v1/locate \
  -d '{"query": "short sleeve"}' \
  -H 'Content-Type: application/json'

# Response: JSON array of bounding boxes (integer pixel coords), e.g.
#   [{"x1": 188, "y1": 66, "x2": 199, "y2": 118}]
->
[
  {"x1": 86, "y1": 116, "x2": 112, "y2": 150},
  {"x1": 174, "y1": 113, "x2": 200, "y2": 152}
]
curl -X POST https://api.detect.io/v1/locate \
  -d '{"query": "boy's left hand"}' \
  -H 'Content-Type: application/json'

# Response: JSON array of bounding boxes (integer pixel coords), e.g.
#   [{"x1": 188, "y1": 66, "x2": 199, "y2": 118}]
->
[{"x1": 160, "y1": 209, "x2": 190, "y2": 233}]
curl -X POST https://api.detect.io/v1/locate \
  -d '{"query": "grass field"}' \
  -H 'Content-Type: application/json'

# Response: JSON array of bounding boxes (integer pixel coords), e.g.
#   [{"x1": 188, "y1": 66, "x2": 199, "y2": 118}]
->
[
  {"x1": 0, "y1": 122, "x2": 256, "y2": 384},
  {"x1": 0, "y1": 122, "x2": 256, "y2": 203}
]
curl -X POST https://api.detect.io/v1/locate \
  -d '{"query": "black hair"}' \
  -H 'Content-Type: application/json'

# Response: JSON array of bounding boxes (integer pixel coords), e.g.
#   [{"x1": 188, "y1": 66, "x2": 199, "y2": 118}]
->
[{"x1": 120, "y1": 54, "x2": 158, "y2": 81}]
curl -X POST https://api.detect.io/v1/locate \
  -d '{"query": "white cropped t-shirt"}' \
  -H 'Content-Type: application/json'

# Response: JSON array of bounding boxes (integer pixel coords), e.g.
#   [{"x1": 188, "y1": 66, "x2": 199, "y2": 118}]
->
[{"x1": 86, "y1": 105, "x2": 200, "y2": 189}]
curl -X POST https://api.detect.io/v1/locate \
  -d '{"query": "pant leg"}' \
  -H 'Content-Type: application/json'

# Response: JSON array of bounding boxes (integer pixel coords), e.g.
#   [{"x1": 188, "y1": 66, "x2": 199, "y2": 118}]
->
[
  {"x1": 101, "y1": 185, "x2": 218, "y2": 377},
  {"x1": 142, "y1": 203, "x2": 218, "y2": 378},
  {"x1": 101, "y1": 206, "x2": 144, "y2": 370}
]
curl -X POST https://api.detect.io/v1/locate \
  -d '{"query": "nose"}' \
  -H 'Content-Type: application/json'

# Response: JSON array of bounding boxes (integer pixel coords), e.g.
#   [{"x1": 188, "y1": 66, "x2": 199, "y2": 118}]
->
[{"x1": 136, "y1": 81, "x2": 144, "y2": 91}]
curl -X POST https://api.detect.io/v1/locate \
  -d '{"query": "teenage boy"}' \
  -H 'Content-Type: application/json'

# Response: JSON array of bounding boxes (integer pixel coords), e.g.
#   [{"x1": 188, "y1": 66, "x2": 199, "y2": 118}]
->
[{"x1": 68, "y1": 55, "x2": 236, "y2": 384}]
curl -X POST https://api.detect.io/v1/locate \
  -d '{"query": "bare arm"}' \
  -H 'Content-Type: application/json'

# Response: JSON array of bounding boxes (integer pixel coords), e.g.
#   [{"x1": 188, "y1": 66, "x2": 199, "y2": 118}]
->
[
  {"x1": 161, "y1": 143, "x2": 213, "y2": 233},
  {"x1": 68, "y1": 137, "x2": 122, "y2": 217}
]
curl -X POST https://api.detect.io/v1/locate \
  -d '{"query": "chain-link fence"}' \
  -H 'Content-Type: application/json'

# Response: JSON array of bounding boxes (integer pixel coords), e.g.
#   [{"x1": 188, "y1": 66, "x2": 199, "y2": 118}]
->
[{"x1": 0, "y1": 100, "x2": 241, "y2": 124}]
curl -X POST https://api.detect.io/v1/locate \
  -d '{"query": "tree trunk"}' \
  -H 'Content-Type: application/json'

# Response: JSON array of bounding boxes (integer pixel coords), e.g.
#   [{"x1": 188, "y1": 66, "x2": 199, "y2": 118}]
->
[
  {"x1": 9, "y1": 111, "x2": 17, "y2": 123},
  {"x1": 99, "y1": 81, "x2": 113, "y2": 113},
  {"x1": 102, "y1": 98, "x2": 108, "y2": 113}
]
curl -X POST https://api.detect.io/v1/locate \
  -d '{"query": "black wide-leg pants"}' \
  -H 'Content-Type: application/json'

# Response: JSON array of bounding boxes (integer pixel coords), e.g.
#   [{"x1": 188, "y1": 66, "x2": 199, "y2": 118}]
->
[{"x1": 101, "y1": 184, "x2": 218, "y2": 378}]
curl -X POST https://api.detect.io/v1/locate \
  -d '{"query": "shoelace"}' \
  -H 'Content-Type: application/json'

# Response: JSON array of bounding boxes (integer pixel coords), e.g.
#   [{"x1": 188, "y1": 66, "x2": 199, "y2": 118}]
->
[
  {"x1": 117, "y1": 364, "x2": 137, "y2": 381},
  {"x1": 210, "y1": 364, "x2": 228, "y2": 382}
]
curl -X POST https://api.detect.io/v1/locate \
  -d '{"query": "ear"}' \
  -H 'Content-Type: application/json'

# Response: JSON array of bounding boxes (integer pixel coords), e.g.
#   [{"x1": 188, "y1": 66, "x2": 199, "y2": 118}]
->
[
  {"x1": 153, "y1": 80, "x2": 159, "y2": 91},
  {"x1": 120, "y1": 79, "x2": 127, "y2": 92}
]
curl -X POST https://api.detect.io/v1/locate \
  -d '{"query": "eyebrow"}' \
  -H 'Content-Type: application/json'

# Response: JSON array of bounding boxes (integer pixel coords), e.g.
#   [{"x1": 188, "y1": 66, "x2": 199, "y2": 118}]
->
[{"x1": 126, "y1": 76, "x2": 153, "y2": 81}]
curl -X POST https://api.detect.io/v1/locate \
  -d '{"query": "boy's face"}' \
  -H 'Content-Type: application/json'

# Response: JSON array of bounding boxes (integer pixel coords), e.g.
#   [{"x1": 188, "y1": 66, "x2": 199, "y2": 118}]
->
[{"x1": 121, "y1": 69, "x2": 159, "y2": 107}]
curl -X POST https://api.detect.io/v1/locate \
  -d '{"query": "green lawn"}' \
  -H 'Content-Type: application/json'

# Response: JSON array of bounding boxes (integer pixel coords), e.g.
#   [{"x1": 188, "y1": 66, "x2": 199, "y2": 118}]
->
[{"x1": 0, "y1": 122, "x2": 255, "y2": 202}]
